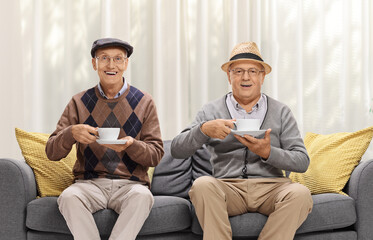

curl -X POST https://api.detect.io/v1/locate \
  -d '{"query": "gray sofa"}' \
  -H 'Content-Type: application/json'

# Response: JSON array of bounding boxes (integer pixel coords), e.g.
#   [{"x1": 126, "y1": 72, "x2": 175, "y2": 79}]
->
[{"x1": 1, "y1": 140, "x2": 373, "y2": 240}]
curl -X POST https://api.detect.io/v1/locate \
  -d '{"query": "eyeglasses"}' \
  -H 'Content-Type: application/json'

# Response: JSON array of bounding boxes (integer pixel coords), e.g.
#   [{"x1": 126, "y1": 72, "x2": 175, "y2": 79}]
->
[
  {"x1": 230, "y1": 68, "x2": 264, "y2": 78},
  {"x1": 95, "y1": 55, "x2": 127, "y2": 65}
]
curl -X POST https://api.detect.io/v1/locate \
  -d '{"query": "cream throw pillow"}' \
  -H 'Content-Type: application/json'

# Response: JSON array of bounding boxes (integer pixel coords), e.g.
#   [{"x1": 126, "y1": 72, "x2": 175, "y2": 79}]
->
[{"x1": 289, "y1": 126, "x2": 373, "y2": 195}]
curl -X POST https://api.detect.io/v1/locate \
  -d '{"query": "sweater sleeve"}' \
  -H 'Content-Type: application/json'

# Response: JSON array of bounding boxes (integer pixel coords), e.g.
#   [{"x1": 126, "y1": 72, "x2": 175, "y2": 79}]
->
[
  {"x1": 263, "y1": 107, "x2": 310, "y2": 173},
  {"x1": 45, "y1": 99, "x2": 78, "y2": 161},
  {"x1": 124, "y1": 97, "x2": 164, "y2": 167},
  {"x1": 171, "y1": 108, "x2": 210, "y2": 159}
]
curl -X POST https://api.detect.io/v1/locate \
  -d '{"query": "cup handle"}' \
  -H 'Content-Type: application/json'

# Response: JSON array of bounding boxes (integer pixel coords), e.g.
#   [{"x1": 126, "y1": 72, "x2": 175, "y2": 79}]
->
[
  {"x1": 94, "y1": 127, "x2": 100, "y2": 139},
  {"x1": 91, "y1": 133, "x2": 99, "y2": 138},
  {"x1": 232, "y1": 121, "x2": 237, "y2": 130}
]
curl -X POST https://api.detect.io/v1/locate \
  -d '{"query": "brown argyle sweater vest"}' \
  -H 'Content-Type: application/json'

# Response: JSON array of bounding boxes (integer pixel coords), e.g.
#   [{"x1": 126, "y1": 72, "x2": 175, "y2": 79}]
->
[{"x1": 46, "y1": 84, "x2": 164, "y2": 187}]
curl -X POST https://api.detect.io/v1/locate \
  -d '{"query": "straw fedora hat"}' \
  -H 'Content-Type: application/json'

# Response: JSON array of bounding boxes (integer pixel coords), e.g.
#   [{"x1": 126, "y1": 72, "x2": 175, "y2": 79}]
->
[{"x1": 221, "y1": 42, "x2": 272, "y2": 74}]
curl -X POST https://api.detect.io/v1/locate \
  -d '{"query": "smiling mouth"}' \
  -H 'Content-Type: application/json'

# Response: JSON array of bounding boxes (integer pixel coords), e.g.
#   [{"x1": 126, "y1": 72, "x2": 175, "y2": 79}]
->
[
  {"x1": 105, "y1": 71, "x2": 117, "y2": 76},
  {"x1": 241, "y1": 84, "x2": 252, "y2": 87}
]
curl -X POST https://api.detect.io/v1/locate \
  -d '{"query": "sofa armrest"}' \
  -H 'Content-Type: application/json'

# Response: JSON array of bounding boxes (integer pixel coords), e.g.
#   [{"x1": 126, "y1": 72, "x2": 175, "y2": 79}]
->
[
  {"x1": 0, "y1": 158, "x2": 37, "y2": 240},
  {"x1": 346, "y1": 159, "x2": 373, "y2": 240}
]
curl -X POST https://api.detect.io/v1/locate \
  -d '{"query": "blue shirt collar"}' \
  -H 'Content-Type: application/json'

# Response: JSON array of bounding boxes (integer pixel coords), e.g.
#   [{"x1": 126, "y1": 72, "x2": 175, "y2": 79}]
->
[{"x1": 98, "y1": 77, "x2": 128, "y2": 99}]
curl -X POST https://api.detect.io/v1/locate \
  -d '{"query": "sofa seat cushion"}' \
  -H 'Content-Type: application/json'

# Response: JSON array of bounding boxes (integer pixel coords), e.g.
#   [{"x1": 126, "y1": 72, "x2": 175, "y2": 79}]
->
[
  {"x1": 27, "y1": 197, "x2": 70, "y2": 234},
  {"x1": 138, "y1": 196, "x2": 193, "y2": 235},
  {"x1": 191, "y1": 193, "x2": 356, "y2": 237},
  {"x1": 296, "y1": 193, "x2": 356, "y2": 234},
  {"x1": 27, "y1": 196, "x2": 192, "y2": 236}
]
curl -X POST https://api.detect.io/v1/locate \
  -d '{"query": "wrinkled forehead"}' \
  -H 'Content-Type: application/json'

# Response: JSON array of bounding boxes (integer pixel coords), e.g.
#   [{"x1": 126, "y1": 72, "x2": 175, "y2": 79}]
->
[
  {"x1": 229, "y1": 60, "x2": 264, "y2": 70},
  {"x1": 94, "y1": 46, "x2": 127, "y2": 57}
]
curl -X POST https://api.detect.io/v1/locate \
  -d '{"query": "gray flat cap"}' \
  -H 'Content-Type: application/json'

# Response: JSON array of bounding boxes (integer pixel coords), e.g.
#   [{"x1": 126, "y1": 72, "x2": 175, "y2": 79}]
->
[{"x1": 91, "y1": 38, "x2": 133, "y2": 58}]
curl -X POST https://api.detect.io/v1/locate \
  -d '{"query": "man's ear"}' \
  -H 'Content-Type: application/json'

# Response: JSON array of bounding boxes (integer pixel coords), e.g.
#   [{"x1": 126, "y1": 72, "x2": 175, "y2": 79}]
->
[
  {"x1": 227, "y1": 71, "x2": 232, "y2": 85},
  {"x1": 260, "y1": 73, "x2": 266, "y2": 85},
  {"x1": 123, "y1": 58, "x2": 129, "y2": 71},
  {"x1": 92, "y1": 58, "x2": 97, "y2": 71}
]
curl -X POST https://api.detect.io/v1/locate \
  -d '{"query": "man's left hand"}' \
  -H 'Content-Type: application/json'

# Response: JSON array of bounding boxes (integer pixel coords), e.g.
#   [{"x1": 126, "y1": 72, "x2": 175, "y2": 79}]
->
[
  {"x1": 234, "y1": 129, "x2": 272, "y2": 159},
  {"x1": 102, "y1": 136, "x2": 134, "y2": 152}
]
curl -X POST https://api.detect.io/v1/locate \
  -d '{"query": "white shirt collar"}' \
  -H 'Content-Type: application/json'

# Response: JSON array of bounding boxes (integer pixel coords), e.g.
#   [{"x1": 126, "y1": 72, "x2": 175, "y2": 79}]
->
[{"x1": 228, "y1": 93, "x2": 265, "y2": 113}]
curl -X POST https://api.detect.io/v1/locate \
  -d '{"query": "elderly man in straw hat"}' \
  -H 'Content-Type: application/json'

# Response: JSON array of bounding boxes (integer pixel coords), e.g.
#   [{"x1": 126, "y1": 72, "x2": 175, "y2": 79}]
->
[{"x1": 171, "y1": 42, "x2": 313, "y2": 240}]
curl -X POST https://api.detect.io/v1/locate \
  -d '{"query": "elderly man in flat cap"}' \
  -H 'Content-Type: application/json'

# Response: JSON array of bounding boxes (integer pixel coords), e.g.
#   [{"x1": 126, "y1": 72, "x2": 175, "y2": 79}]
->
[
  {"x1": 171, "y1": 42, "x2": 313, "y2": 240},
  {"x1": 46, "y1": 38, "x2": 164, "y2": 240}
]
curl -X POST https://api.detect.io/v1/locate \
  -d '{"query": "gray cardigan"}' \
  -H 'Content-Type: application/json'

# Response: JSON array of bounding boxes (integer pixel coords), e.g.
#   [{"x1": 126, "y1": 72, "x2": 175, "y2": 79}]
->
[{"x1": 171, "y1": 94, "x2": 309, "y2": 179}]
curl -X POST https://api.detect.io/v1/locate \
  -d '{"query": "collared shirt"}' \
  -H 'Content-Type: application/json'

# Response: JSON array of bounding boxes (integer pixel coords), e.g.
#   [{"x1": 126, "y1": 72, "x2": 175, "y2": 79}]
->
[
  {"x1": 98, "y1": 77, "x2": 128, "y2": 99},
  {"x1": 226, "y1": 92, "x2": 267, "y2": 126}
]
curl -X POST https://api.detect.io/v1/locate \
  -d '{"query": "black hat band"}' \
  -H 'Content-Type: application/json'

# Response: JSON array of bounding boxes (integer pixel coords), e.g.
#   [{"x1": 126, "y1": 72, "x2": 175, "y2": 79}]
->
[{"x1": 230, "y1": 53, "x2": 263, "y2": 62}]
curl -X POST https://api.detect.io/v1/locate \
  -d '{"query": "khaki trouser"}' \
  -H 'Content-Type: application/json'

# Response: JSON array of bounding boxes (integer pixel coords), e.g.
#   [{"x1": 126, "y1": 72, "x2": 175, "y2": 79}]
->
[
  {"x1": 189, "y1": 176, "x2": 313, "y2": 240},
  {"x1": 57, "y1": 178, "x2": 154, "y2": 240}
]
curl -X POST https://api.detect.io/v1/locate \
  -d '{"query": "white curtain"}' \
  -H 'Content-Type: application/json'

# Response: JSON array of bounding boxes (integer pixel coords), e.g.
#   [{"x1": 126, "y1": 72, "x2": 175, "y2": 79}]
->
[{"x1": 1, "y1": 0, "x2": 373, "y2": 160}]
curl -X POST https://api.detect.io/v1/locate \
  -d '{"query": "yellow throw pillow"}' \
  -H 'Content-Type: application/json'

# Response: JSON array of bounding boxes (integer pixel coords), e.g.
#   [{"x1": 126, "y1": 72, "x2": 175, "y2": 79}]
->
[
  {"x1": 289, "y1": 126, "x2": 373, "y2": 195},
  {"x1": 148, "y1": 167, "x2": 155, "y2": 183},
  {"x1": 15, "y1": 128, "x2": 76, "y2": 197}
]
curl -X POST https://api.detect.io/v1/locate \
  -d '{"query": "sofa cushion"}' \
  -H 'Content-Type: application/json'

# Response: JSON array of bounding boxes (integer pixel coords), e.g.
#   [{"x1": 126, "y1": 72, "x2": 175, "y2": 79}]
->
[
  {"x1": 296, "y1": 193, "x2": 356, "y2": 234},
  {"x1": 191, "y1": 193, "x2": 356, "y2": 237},
  {"x1": 151, "y1": 140, "x2": 192, "y2": 198},
  {"x1": 138, "y1": 196, "x2": 193, "y2": 235},
  {"x1": 26, "y1": 195, "x2": 192, "y2": 236},
  {"x1": 27, "y1": 231, "x2": 202, "y2": 240},
  {"x1": 26, "y1": 197, "x2": 70, "y2": 234},
  {"x1": 294, "y1": 231, "x2": 357, "y2": 240},
  {"x1": 290, "y1": 126, "x2": 373, "y2": 195}
]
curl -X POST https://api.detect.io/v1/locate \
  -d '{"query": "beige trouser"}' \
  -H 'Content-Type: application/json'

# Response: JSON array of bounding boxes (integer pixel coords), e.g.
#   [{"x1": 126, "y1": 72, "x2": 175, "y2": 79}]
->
[
  {"x1": 189, "y1": 176, "x2": 313, "y2": 240},
  {"x1": 57, "y1": 178, "x2": 154, "y2": 240}
]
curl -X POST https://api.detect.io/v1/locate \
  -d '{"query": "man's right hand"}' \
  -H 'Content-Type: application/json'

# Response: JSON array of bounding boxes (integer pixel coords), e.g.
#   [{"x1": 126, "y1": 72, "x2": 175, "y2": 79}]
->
[
  {"x1": 200, "y1": 119, "x2": 235, "y2": 139},
  {"x1": 71, "y1": 124, "x2": 98, "y2": 144}
]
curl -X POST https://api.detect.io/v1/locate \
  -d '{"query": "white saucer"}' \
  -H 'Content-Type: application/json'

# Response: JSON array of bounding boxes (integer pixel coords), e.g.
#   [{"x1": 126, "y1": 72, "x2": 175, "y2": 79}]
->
[
  {"x1": 231, "y1": 129, "x2": 266, "y2": 138},
  {"x1": 96, "y1": 139, "x2": 127, "y2": 145}
]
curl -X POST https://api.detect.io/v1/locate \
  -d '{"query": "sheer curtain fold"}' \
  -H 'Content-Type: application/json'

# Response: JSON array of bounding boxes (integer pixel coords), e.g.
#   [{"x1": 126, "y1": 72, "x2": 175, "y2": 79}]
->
[
  {"x1": 1, "y1": 0, "x2": 372, "y2": 160},
  {"x1": 0, "y1": 1, "x2": 25, "y2": 159}
]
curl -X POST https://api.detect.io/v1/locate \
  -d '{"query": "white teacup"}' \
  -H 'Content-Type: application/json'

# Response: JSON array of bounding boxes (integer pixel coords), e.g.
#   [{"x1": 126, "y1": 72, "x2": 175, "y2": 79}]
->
[
  {"x1": 233, "y1": 119, "x2": 261, "y2": 131},
  {"x1": 98, "y1": 128, "x2": 120, "y2": 140}
]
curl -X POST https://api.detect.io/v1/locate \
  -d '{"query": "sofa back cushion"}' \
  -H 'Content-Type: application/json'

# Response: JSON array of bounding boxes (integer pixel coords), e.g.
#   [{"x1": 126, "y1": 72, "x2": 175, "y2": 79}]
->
[
  {"x1": 151, "y1": 140, "x2": 193, "y2": 198},
  {"x1": 151, "y1": 140, "x2": 212, "y2": 198}
]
